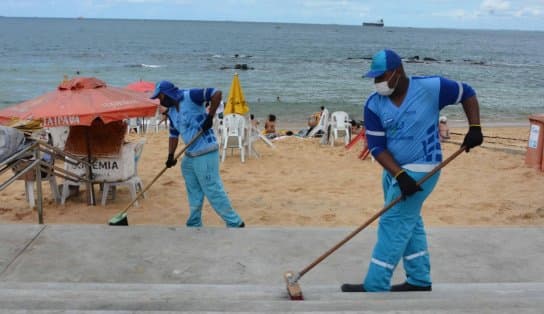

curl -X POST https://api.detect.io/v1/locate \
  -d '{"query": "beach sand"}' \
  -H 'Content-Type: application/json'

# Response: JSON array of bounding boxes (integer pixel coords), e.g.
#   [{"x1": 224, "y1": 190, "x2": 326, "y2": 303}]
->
[{"x1": 1, "y1": 126, "x2": 543, "y2": 227}]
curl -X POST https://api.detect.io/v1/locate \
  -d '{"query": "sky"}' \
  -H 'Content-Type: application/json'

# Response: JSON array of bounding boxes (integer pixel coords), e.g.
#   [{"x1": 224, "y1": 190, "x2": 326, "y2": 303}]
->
[{"x1": 1, "y1": 0, "x2": 543, "y2": 31}]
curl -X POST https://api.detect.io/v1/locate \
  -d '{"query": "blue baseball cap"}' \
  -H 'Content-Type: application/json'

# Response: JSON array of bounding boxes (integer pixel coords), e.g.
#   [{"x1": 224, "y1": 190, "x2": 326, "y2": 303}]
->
[
  {"x1": 364, "y1": 49, "x2": 402, "y2": 78},
  {"x1": 150, "y1": 80, "x2": 179, "y2": 100}
]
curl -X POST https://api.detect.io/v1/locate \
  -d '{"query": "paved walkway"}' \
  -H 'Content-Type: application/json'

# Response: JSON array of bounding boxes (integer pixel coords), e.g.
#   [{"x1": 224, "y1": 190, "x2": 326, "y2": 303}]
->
[{"x1": 1, "y1": 224, "x2": 543, "y2": 312}]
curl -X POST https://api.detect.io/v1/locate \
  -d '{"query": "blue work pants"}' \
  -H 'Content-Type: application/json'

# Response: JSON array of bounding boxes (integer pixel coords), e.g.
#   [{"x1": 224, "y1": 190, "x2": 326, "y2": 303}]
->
[{"x1": 363, "y1": 169, "x2": 440, "y2": 292}]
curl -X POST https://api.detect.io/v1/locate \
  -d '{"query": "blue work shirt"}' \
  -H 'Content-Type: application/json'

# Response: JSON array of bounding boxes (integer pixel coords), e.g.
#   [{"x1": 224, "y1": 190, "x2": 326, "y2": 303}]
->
[
  {"x1": 167, "y1": 88, "x2": 218, "y2": 157},
  {"x1": 364, "y1": 76, "x2": 475, "y2": 172}
]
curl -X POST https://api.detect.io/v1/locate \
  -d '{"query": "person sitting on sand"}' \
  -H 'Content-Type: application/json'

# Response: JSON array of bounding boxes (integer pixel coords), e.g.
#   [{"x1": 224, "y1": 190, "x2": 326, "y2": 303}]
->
[{"x1": 264, "y1": 114, "x2": 278, "y2": 139}]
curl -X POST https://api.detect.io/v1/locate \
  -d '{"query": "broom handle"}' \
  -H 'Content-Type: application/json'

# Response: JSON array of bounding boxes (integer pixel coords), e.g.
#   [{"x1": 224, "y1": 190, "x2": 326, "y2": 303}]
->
[
  {"x1": 297, "y1": 146, "x2": 466, "y2": 279},
  {"x1": 115, "y1": 130, "x2": 204, "y2": 216}
]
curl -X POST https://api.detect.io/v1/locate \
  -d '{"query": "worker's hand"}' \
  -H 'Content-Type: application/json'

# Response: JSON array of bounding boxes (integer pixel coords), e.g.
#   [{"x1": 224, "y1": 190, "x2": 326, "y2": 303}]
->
[
  {"x1": 201, "y1": 115, "x2": 213, "y2": 132},
  {"x1": 462, "y1": 125, "x2": 483, "y2": 152},
  {"x1": 165, "y1": 153, "x2": 177, "y2": 168},
  {"x1": 396, "y1": 171, "x2": 423, "y2": 199}
]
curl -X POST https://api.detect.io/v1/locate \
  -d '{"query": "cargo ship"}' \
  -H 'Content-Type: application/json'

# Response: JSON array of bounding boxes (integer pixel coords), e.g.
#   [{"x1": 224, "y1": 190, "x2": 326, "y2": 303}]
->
[{"x1": 362, "y1": 19, "x2": 384, "y2": 27}]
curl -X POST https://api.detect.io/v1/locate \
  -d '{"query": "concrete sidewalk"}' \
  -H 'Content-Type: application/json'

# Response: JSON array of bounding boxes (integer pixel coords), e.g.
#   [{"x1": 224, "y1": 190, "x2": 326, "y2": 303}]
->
[{"x1": 1, "y1": 224, "x2": 543, "y2": 312}]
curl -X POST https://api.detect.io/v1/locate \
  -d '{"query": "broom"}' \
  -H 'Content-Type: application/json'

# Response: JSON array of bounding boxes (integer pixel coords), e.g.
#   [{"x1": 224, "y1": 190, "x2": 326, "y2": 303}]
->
[
  {"x1": 285, "y1": 146, "x2": 466, "y2": 300},
  {"x1": 108, "y1": 130, "x2": 204, "y2": 226}
]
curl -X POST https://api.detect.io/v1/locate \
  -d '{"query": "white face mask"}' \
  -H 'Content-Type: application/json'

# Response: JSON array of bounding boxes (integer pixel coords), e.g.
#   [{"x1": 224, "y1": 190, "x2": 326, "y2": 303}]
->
[{"x1": 374, "y1": 71, "x2": 399, "y2": 96}]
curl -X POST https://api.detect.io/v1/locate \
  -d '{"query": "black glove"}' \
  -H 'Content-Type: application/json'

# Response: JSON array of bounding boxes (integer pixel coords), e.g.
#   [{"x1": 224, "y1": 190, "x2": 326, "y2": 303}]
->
[
  {"x1": 201, "y1": 115, "x2": 213, "y2": 131},
  {"x1": 462, "y1": 125, "x2": 483, "y2": 152},
  {"x1": 165, "y1": 153, "x2": 177, "y2": 168},
  {"x1": 396, "y1": 171, "x2": 423, "y2": 199}
]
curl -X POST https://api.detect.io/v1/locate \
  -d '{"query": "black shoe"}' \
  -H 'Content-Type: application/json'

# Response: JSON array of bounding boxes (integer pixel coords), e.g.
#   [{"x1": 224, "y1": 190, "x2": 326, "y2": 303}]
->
[
  {"x1": 390, "y1": 282, "x2": 431, "y2": 292},
  {"x1": 341, "y1": 283, "x2": 366, "y2": 292},
  {"x1": 238, "y1": 222, "x2": 245, "y2": 228}
]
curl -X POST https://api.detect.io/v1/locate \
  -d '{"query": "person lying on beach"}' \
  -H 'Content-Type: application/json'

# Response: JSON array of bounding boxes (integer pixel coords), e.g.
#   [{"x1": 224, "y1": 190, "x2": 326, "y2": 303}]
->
[{"x1": 305, "y1": 106, "x2": 326, "y2": 137}]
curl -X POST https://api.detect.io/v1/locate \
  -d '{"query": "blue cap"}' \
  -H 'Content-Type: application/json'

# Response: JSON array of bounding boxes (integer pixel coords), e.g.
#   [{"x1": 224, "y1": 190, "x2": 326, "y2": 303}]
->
[
  {"x1": 364, "y1": 49, "x2": 402, "y2": 78},
  {"x1": 150, "y1": 80, "x2": 179, "y2": 99}
]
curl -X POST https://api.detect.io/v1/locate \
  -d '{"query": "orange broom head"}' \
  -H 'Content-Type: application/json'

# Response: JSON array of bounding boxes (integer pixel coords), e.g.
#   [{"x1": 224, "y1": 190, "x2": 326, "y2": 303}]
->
[{"x1": 284, "y1": 271, "x2": 304, "y2": 301}]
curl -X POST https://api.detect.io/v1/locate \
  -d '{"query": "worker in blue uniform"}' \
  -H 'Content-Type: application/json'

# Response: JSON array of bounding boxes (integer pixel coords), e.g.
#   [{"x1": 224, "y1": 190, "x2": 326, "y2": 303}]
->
[
  {"x1": 151, "y1": 81, "x2": 245, "y2": 228},
  {"x1": 342, "y1": 49, "x2": 483, "y2": 292}
]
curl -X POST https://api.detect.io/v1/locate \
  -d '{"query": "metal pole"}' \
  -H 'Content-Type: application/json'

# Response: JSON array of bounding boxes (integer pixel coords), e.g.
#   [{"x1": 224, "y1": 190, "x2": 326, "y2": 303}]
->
[{"x1": 34, "y1": 145, "x2": 44, "y2": 224}]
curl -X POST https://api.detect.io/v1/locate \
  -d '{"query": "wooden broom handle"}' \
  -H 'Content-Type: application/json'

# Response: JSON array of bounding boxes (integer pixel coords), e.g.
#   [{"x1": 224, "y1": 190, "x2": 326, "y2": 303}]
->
[
  {"x1": 116, "y1": 130, "x2": 205, "y2": 216},
  {"x1": 297, "y1": 146, "x2": 466, "y2": 279}
]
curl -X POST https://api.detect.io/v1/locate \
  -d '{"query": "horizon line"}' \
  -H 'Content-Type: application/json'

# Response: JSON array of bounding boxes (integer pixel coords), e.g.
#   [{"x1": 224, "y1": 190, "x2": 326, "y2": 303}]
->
[{"x1": 1, "y1": 15, "x2": 542, "y2": 32}]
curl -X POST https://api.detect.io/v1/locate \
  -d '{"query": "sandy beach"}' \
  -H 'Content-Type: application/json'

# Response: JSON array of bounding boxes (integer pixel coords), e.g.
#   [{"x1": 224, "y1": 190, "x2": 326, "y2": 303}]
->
[{"x1": 1, "y1": 125, "x2": 543, "y2": 227}]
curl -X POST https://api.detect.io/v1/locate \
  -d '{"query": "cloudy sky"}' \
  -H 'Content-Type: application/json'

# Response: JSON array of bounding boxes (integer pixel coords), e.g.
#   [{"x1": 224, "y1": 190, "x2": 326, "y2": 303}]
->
[{"x1": 1, "y1": 0, "x2": 543, "y2": 31}]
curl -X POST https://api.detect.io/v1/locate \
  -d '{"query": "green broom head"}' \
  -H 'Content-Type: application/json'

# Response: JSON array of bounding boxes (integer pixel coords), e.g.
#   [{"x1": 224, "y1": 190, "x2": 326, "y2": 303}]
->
[{"x1": 108, "y1": 212, "x2": 128, "y2": 226}]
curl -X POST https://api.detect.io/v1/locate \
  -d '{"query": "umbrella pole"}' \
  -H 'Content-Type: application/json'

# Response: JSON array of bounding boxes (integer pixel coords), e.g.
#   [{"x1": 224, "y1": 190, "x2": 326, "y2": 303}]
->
[{"x1": 85, "y1": 129, "x2": 96, "y2": 206}]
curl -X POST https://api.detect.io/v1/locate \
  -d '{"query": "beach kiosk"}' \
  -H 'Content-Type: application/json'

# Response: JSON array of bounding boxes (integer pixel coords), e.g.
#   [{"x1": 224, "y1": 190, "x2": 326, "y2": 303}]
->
[{"x1": 525, "y1": 114, "x2": 544, "y2": 171}]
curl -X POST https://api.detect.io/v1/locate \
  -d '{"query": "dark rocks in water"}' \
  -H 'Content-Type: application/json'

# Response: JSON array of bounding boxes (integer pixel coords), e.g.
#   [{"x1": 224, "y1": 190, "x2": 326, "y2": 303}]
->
[
  {"x1": 346, "y1": 56, "x2": 371, "y2": 60},
  {"x1": 220, "y1": 64, "x2": 254, "y2": 70},
  {"x1": 423, "y1": 57, "x2": 438, "y2": 61},
  {"x1": 235, "y1": 63, "x2": 251, "y2": 70},
  {"x1": 405, "y1": 55, "x2": 422, "y2": 63},
  {"x1": 463, "y1": 59, "x2": 485, "y2": 65}
]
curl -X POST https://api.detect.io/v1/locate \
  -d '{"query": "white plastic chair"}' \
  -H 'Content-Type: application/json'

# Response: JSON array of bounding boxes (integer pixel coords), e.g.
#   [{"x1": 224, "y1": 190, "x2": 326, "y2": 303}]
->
[
  {"x1": 221, "y1": 114, "x2": 246, "y2": 163},
  {"x1": 14, "y1": 158, "x2": 61, "y2": 208},
  {"x1": 127, "y1": 118, "x2": 141, "y2": 135},
  {"x1": 145, "y1": 109, "x2": 164, "y2": 134},
  {"x1": 329, "y1": 111, "x2": 351, "y2": 146},
  {"x1": 245, "y1": 116, "x2": 261, "y2": 159},
  {"x1": 101, "y1": 139, "x2": 146, "y2": 206}
]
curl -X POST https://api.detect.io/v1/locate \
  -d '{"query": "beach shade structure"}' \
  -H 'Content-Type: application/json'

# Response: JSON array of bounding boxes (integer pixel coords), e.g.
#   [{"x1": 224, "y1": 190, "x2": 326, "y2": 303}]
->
[
  {"x1": 0, "y1": 77, "x2": 158, "y2": 206},
  {"x1": 124, "y1": 80, "x2": 155, "y2": 94},
  {"x1": 0, "y1": 77, "x2": 158, "y2": 127},
  {"x1": 223, "y1": 73, "x2": 250, "y2": 115}
]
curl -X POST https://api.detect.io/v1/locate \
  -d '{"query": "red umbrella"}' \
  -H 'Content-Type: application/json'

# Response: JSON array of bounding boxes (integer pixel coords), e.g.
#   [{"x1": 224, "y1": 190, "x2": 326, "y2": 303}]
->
[
  {"x1": 0, "y1": 77, "x2": 158, "y2": 206},
  {"x1": 124, "y1": 80, "x2": 155, "y2": 93},
  {"x1": 0, "y1": 77, "x2": 158, "y2": 127}
]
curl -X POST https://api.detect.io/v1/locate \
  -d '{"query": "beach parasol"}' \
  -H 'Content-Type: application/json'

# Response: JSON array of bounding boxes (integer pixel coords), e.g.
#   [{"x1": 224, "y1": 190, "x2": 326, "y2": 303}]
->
[
  {"x1": 0, "y1": 77, "x2": 158, "y2": 205},
  {"x1": 223, "y1": 73, "x2": 250, "y2": 115},
  {"x1": 0, "y1": 77, "x2": 158, "y2": 127},
  {"x1": 124, "y1": 80, "x2": 156, "y2": 94}
]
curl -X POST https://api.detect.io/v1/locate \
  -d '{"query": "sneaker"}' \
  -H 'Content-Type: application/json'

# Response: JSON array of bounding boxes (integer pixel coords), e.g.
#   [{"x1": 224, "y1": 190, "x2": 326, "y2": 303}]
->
[
  {"x1": 341, "y1": 283, "x2": 366, "y2": 292},
  {"x1": 390, "y1": 282, "x2": 431, "y2": 292}
]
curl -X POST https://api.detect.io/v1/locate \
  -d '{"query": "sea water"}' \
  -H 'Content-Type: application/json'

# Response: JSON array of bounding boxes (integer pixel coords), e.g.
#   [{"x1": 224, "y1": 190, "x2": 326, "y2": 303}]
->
[{"x1": 0, "y1": 17, "x2": 543, "y2": 127}]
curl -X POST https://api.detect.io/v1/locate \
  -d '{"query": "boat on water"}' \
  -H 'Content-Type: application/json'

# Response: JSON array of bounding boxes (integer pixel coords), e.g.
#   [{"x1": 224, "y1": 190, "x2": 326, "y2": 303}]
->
[{"x1": 362, "y1": 19, "x2": 384, "y2": 27}]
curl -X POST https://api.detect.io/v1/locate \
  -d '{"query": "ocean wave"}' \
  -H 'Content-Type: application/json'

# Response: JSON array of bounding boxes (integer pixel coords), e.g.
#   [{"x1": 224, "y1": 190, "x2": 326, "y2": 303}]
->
[
  {"x1": 125, "y1": 64, "x2": 162, "y2": 68},
  {"x1": 141, "y1": 63, "x2": 161, "y2": 68}
]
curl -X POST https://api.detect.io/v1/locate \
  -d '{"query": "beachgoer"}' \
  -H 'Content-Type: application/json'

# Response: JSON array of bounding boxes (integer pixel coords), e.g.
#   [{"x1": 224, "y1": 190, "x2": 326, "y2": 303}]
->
[
  {"x1": 305, "y1": 106, "x2": 325, "y2": 136},
  {"x1": 439, "y1": 116, "x2": 450, "y2": 141},
  {"x1": 264, "y1": 114, "x2": 277, "y2": 139},
  {"x1": 250, "y1": 114, "x2": 260, "y2": 129},
  {"x1": 151, "y1": 80, "x2": 245, "y2": 228},
  {"x1": 341, "y1": 49, "x2": 483, "y2": 293},
  {"x1": 350, "y1": 119, "x2": 363, "y2": 135}
]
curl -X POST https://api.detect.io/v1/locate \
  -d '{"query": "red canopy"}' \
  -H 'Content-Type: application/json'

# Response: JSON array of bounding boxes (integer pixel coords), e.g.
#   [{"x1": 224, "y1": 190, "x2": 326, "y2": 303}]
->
[
  {"x1": 125, "y1": 80, "x2": 155, "y2": 93},
  {"x1": 0, "y1": 77, "x2": 158, "y2": 127}
]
